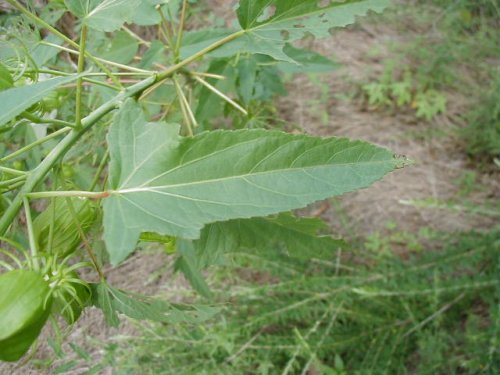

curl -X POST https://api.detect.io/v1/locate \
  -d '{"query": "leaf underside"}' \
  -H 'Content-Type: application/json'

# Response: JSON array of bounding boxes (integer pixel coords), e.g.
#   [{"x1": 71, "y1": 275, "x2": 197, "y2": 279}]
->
[
  {"x1": 103, "y1": 99, "x2": 401, "y2": 265},
  {"x1": 193, "y1": 213, "x2": 346, "y2": 269},
  {"x1": 233, "y1": 0, "x2": 389, "y2": 62}
]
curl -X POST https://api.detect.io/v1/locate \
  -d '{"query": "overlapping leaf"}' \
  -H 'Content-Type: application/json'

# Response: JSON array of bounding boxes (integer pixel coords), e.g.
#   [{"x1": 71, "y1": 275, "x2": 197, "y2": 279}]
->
[
  {"x1": 233, "y1": 0, "x2": 389, "y2": 62},
  {"x1": 193, "y1": 213, "x2": 345, "y2": 268},
  {"x1": 65, "y1": 0, "x2": 141, "y2": 32},
  {"x1": 0, "y1": 76, "x2": 78, "y2": 127},
  {"x1": 103, "y1": 99, "x2": 404, "y2": 264}
]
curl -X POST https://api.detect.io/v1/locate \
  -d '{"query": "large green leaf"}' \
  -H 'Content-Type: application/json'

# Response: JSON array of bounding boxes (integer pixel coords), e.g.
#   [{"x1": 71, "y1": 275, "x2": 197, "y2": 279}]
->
[
  {"x1": 65, "y1": 0, "x2": 141, "y2": 32},
  {"x1": 0, "y1": 270, "x2": 52, "y2": 362},
  {"x1": 233, "y1": 0, "x2": 389, "y2": 62},
  {"x1": 103, "y1": 99, "x2": 405, "y2": 264},
  {"x1": 0, "y1": 76, "x2": 78, "y2": 127}
]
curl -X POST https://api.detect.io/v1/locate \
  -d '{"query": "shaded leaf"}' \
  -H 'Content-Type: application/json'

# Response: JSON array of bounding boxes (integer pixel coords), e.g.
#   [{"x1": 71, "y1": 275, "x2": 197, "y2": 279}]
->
[
  {"x1": 33, "y1": 198, "x2": 97, "y2": 257},
  {"x1": 234, "y1": 0, "x2": 389, "y2": 62},
  {"x1": 0, "y1": 270, "x2": 52, "y2": 362},
  {"x1": 0, "y1": 63, "x2": 13, "y2": 91},
  {"x1": 65, "y1": 0, "x2": 141, "y2": 32},
  {"x1": 0, "y1": 76, "x2": 78, "y2": 127},
  {"x1": 103, "y1": 99, "x2": 404, "y2": 264},
  {"x1": 175, "y1": 240, "x2": 212, "y2": 298},
  {"x1": 193, "y1": 213, "x2": 345, "y2": 268},
  {"x1": 100, "y1": 31, "x2": 139, "y2": 64},
  {"x1": 277, "y1": 44, "x2": 340, "y2": 74},
  {"x1": 90, "y1": 282, "x2": 218, "y2": 326}
]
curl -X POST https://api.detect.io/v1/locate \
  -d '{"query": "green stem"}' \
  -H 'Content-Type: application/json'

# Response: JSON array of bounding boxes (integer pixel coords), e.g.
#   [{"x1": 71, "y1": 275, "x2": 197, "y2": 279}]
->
[
  {"x1": 0, "y1": 28, "x2": 248, "y2": 235},
  {"x1": 157, "y1": 5, "x2": 175, "y2": 51},
  {"x1": 22, "y1": 111, "x2": 75, "y2": 128},
  {"x1": 0, "y1": 76, "x2": 155, "y2": 235},
  {"x1": 27, "y1": 190, "x2": 110, "y2": 199},
  {"x1": 62, "y1": 188, "x2": 106, "y2": 280},
  {"x1": 156, "y1": 30, "x2": 246, "y2": 81},
  {"x1": 0, "y1": 127, "x2": 72, "y2": 163},
  {"x1": 175, "y1": 0, "x2": 188, "y2": 61},
  {"x1": 22, "y1": 69, "x2": 149, "y2": 77},
  {"x1": 5, "y1": 0, "x2": 122, "y2": 88},
  {"x1": 0, "y1": 176, "x2": 27, "y2": 188},
  {"x1": 19, "y1": 69, "x2": 120, "y2": 90},
  {"x1": 75, "y1": 25, "x2": 88, "y2": 129},
  {"x1": 23, "y1": 198, "x2": 39, "y2": 271},
  {"x1": 0, "y1": 180, "x2": 25, "y2": 193},
  {"x1": 0, "y1": 166, "x2": 27, "y2": 176},
  {"x1": 89, "y1": 150, "x2": 110, "y2": 191},
  {"x1": 173, "y1": 76, "x2": 195, "y2": 135},
  {"x1": 40, "y1": 42, "x2": 153, "y2": 74},
  {"x1": 122, "y1": 25, "x2": 150, "y2": 47}
]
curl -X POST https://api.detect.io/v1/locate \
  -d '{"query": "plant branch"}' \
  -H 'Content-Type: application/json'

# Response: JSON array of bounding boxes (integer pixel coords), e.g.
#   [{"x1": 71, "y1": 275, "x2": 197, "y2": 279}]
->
[
  {"x1": 156, "y1": 30, "x2": 245, "y2": 81},
  {"x1": 40, "y1": 42, "x2": 154, "y2": 74},
  {"x1": 27, "y1": 191, "x2": 110, "y2": 200},
  {"x1": 0, "y1": 166, "x2": 27, "y2": 176},
  {"x1": 5, "y1": 0, "x2": 122, "y2": 87},
  {"x1": 22, "y1": 111, "x2": 75, "y2": 128},
  {"x1": 23, "y1": 198, "x2": 39, "y2": 271},
  {"x1": 192, "y1": 75, "x2": 247, "y2": 115},
  {"x1": 0, "y1": 127, "x2": 72, "y2": 163},
  {"x1": 75, "y1": 25, "x2": 88, "y2": 128},
  {"x1": 175, "y1": 0, "x2": 188, "y2": 61},
  {"x1": 63, "y1": 195, "x2": 106, "y2": 280},
  {"x1": 0, "y1": 76, "x2": 156, "y2": 235},
  {"x1": 0, "y1": 27, "x2": 248, "y2": 235},
  {"x1": 173, "y1": 76, "x2": 196, "y2": 135}
]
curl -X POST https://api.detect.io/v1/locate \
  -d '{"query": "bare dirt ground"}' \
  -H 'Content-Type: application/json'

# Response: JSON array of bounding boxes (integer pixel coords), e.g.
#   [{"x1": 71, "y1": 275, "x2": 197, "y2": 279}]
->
[
  {"x1": 280, "y1": 19, "x2": 499, "y2": 237},
  {"x1": 3, "y1": 3, "x2": 499, "y2": 375}
]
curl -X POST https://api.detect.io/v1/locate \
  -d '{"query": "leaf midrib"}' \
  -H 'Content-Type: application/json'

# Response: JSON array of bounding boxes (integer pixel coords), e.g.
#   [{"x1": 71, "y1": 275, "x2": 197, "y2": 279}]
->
[{"x1": 113, "y1": 158, "x2": 394, "y2": 194}]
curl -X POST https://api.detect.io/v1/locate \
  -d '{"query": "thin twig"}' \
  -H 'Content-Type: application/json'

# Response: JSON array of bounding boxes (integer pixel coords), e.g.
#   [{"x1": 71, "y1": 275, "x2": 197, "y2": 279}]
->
[
  {"x1": 193, "y1": 75, "x2": 247, "y2": 115},
  {"x1": 75, "y1": 25, "x2": 88, "y2": 128}
]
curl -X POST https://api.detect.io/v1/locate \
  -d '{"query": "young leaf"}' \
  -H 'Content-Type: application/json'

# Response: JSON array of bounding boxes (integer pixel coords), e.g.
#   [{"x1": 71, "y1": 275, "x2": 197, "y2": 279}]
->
[
  {"x1": 0, "y1": 76, "x2": 78, "y2": 127},
  {"x1": 234, "y1": 0, "x2": 389, "y2": 62},
  {"x1": 103, "y1": 99, "x2": 405, "y2": 264},
  {"x1": 64, "y1": 0, "x2": 141, "y2": 32}
]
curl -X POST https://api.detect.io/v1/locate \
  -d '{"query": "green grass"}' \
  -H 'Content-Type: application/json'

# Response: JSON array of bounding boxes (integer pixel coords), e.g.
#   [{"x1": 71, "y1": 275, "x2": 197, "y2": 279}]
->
[
  {"x1": 102, "y1": 229, "x2": 499, "y2": 374},
  {"x1": 360, "y1": 0, "x2": 499, "y2": 160}
]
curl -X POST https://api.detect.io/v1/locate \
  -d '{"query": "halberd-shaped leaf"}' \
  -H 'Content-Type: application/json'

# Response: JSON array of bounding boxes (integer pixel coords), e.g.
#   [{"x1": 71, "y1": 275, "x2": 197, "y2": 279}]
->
[
  {"x1": 103, "y1": 99, "x2": 405, "y2": 265},
  {"x1": 233, "y1": 0, "x2": 389, "y2": 62}
]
